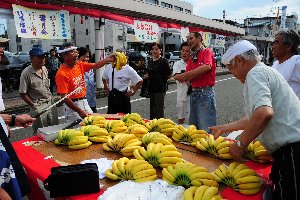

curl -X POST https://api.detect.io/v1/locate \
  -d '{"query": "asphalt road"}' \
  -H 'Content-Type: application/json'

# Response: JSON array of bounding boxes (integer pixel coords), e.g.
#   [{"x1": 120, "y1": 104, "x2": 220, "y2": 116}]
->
[{"x1": 9, "y1": 74, "x2": 245, "y2": 143}]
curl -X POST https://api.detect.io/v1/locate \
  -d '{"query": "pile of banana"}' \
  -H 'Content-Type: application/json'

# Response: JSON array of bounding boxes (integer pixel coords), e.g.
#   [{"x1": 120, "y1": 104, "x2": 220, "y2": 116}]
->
[
  {"x1": 105, "y1": 157, "x2": 157, "y2": 182},
  {"x1": 148, "y1": 118, "x2": 176, "y2": 136},
  {"x1": 121, "y1": 113, "x2": 146, "y2": 127},
  {"x1": 128, "y1": 124, "x2": 149, "y2": 139},
  {"x1": 244, "y1": 141, "x2": 272, "y2": 163},
  {"x1": 80, "y1": 115, "x2": 106, "y2": 127},
  {"x1": 113, "y1": 51, "x2": 127, "y2": 71},
  {"x1": 172, "y1": 125, "x2": 207, "y2": 145},
  {"x1": 184, "y1": 186, "x2": 223, "y2": 200},
  {"x1": 104, "y1": 120, "x2": 128, "y2": 137},
  {"x1": 54, "y1": 129, "x2": 92, "y2": 150},
  {"x1": 142, "y1": 132, "x2": 173, "y2": 146},
  {"x1": 79, "y1": 125, "x2": 110, "y2": 143},
  {"x1": 133, "y1": 143, "x2": 183, "y2": 168},
  {"x1": 103, "y1": 134, "x2": 142, "y2": 157},
  {"x1": 162, "y1": 162, "x2": 218, "y2": 188},
  {"x1": 195, "y1": 135, "x2": 234, "y2": 160},
  {"x1": 213, "y1": 163, "x2": 262, "y2": 195}
]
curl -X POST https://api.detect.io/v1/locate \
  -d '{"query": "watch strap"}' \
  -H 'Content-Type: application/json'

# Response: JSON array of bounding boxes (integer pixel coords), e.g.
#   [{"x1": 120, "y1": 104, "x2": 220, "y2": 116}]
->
[{"x1": 9, "y1": 114, "x2": 16, "y2": 127}]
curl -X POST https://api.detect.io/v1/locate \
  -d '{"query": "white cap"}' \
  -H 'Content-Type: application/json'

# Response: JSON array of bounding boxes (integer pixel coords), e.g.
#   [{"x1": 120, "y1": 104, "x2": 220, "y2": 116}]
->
[{"x1": 222, "y1": 40, "x2": 257, "y2": 65}]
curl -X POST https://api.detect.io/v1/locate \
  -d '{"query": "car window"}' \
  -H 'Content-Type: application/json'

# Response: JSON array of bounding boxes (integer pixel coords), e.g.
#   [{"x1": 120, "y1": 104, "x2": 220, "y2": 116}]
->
[
  {"x1": 172, "y1": 51, "x2": 180, "y2": 56},
  {"x1": 19, "y1": 52, "x2": 29, "y2": 55}
]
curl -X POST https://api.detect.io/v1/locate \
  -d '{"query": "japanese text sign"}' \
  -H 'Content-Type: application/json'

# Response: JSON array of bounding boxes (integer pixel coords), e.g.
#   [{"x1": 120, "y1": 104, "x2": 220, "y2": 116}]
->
[
  {"x1": 133, "y1": 20, "x2": 159, "y2": 42},
  {"x1": 214, "y1": 35, "x2": 226, "y2": 48},
  {"x1": 202, "y1": 32, "x2": 211, "y2": 47},
  {"x1": 12, "y1": 4, "x2": 71, "y2": 39}
]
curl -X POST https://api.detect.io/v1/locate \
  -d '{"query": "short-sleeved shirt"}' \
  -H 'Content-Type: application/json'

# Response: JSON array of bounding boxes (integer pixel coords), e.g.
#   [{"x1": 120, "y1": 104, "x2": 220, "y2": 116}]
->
[
  {"x1": 55, "y1": 61, "x2": 94, "y2": 99},
  {"x1": 147, "y1": 57, "x2": 172, "y2": 93},
  {"x1": 46, "y1": 56, "x2": 61, "y2": 71},
  {"x1": 243, "y1": 62, "x2": 300, "y2": 152},
  {"x1": 186, "y1": 48, "x2": 216, "y2": 88},
  {"x1": 103, "y1": 64, "x2": 142, "y2": 92},
  {"x1": 173, "y1": 59, "x2": 189, "y2": 101},
  {"x1": 272, "y1": 55, "x2": 300, "y2": 100},
  {"x1": 19, "y1": 65, "x2": 52, "y2": 103}
]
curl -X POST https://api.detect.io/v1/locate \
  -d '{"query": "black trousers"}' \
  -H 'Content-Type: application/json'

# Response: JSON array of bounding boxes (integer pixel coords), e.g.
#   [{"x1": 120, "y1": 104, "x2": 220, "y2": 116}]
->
[
  {"x1": 107, "y1": 90, "x2": 131, "y2": 114},
  {"x1": 48, "y1": 70, "x2": 57, "y2": 93},
  {"x1": 270, "y1": 141, "x2": 300, "y2": 200},
  {"x1": 150, "y1": 92, "x2": 165, "y2": 119}
]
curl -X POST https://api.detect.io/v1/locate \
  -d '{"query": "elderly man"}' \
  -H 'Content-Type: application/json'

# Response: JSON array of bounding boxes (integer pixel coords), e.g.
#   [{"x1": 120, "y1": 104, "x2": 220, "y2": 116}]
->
[
  {"x1": 19, "y1": 47, "x2": 58, "y2": 133},
  {"x1": 55, "y1": 43, "x2": 114, "y2": 122},
  {"x1": 175, "y1": 32, "x2": 216, "y2": 132},
  {"x1": 209, "y1": 40, "x2": 300, "y2": 199}
]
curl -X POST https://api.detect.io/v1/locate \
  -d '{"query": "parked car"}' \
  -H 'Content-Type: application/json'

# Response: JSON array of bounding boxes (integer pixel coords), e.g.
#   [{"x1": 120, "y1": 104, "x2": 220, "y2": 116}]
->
[
  {"x1": 14, "y1": 52, "x2": 31, "y2": 63},
  {"x1": 165, "y1": 51, "x2": 181, "y2": 68},
  {"x1": 126, "y1": 51, "x2": 146, "y2": 76}
]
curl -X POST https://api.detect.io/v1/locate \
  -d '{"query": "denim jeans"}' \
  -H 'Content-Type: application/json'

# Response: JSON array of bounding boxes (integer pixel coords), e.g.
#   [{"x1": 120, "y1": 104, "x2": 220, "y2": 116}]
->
[{"x1": 189, "y1": 88, "x2": 216, "y2": 133}]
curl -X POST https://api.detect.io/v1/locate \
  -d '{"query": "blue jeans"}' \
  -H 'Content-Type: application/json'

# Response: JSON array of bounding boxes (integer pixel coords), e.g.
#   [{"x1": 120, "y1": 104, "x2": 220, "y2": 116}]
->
[{"x1": 189, "y1": 87, "x2": 216, "y2": 133}]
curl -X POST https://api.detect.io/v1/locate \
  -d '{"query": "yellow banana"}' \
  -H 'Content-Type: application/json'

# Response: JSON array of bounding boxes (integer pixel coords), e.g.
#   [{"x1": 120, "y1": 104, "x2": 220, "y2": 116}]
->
[
  {"x1": 134, "y1": 174, "x2": 157, "y2": 182},
  {"x1": 196, "y1": 141, "x2": 208, "y2": 151},
  {"x1": 234, "y1": 168, "x2": 257, "y2": 180},
  {"x1": 236, "y1": 175, "x2": 261, "y2": 184},
  {"x1": 162, "y1": 168, "x2": 175, "y2": 183},
  {"x1": 152, "y1": 137, "x2": 172, "y2": 145},
  {"x1": 232, "y1": 164, "x2": 248, "y2": 177},
  {"x1": 105, "y1": 169, "x2": 120, "y2": 180},
  {"x1": 239, "y1": 187, "x2": 261, "y2": 195},
  {"x1": 131, "y1": 164, "x2": 154, "y2": 176},
  {"x1": 190, "y1": 172, "x2": 215, "y2": 181},
  {"x1": 159, "y1": 151, "x2": 182, "y2": 158},
  {"x1": 159, "y1": 157, "x2": 183, "y2": 164},
  {"x1": 68, "y1": 141, "x2": 92, "y2": 150},
  {"x1": 213, "y1": 136, "x2": 225, "y2": 148},
  {"x1": 228, "y1": 162, "x2": 240, "y2": 175},
  {"x1": 67, "y1": 136, "x2": 88, "y2": 146},
  {"x1": 194, "y1": 185, "x2": 209, "y2": 200},
  {"x1": 183, "y1": 186, "x2": 198, "y2": 200},
  {"x1": 238, "y1": 182, "x2": 262, "y2": 190},
  {"x1": 207, "y1": 134, "x2": 215, "y2": 147},
  {"x1": 218, "y1": 153, "x2": 233, "y2": 159},
  {"x1": 133, "y1": 149, "x2": 145, "y2": 160},
  {"x1": 103, "y1": 143, "x2": 113, "y2": 151},
  {"x1": 88, "y1": 136, "x2": 109, "y2": 143},
  {"x1": 202, "y1": 186, "x2": 218, "y2": 200},
  {"x1": 112, "y1": 160, "x2": 121, "y2": 175},
  {"x1": 199, "y1": 138, "x2": 209, "y2": 149},
  {"x1": 216, "y1": 141, "x2": 232, "y2": 150},
  {"x1": 199, "y1": 179, "x2": 219, "y2": 187}
]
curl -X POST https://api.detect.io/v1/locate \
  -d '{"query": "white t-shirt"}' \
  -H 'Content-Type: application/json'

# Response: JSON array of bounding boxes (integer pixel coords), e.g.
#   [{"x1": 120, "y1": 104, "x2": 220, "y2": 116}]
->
[
  {"x1": 103, "y1": 64, "x2": 142, "y2": 92},
  {"x1": 272, "y1": 55, "x2": 300, "y2": 100},
  {"x1": 173, "y1": 59, "x2": 189, "y2": 101},
  {"x1": 244, "y1": 62, "x2": 300, "y2": 152}
]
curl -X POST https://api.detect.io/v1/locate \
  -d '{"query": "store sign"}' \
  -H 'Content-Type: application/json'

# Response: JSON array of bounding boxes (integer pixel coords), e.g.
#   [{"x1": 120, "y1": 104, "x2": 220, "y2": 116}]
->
[
  {"x1": 133, "y1": 20, "x2": 159, "y2": 42},
  {"x1": 202, "y1": 32, "x2": 211, "y2": 47},
  {"x1": 12, "y1": 4, "x2": 71, "y2": 39},
  {"x1": 214, "y1": 35, "x2": 226, "y2": 48}
]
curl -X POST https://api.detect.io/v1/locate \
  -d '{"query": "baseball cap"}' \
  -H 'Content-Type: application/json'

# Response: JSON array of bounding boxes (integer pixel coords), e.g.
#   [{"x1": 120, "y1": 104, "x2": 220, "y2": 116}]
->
[
  {"x1": 29, "y1": 47, "x2": 45, "y2": 56},
  {"x1": 222, "y1": 40, "x2": 257, "y2": 65}
]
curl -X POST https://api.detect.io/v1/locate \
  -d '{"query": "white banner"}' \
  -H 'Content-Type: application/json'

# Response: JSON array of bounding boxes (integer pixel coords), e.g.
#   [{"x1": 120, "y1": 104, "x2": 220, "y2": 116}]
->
[
  {"x1": 214, "y1": 35, "x2": 226, "y2": 48},
  {"x1": 12, "y1": 4, "x2": 71, "y2": 39},
  {"x1": 133, "y1": 20, "x2": 159, "y2": 43},
  {"x1": 280, "y1": 6, "x2": 287, "y2": 30}
]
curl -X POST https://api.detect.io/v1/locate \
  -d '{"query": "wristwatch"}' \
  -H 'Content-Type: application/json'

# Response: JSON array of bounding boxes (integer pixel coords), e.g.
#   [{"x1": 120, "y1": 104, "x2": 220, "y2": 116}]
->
[
  {"x1": 9, "y1": 114, "x2": 16, "y2": 127},
  {"x1": 236, "y1": 138, "x2": 246, "y2": 148}
]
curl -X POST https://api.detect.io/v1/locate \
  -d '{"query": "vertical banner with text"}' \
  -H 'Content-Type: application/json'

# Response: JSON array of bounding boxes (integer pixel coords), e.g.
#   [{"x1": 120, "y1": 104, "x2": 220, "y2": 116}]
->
[
  {"x1": 214, "y1": 35, "x2": 226, "y2": 48},
  {"x1": 133, "y1": 20, "x2": 159, "y2": 43},
  {"x1": 202, "y1": 32, "x2": 212, "y2": 47},
  {"x1": 12, "y1": 4, "x2": 71, "y2": 39}
]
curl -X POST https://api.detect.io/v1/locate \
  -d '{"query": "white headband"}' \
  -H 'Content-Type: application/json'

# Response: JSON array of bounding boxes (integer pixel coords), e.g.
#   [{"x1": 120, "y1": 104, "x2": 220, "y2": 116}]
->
[{"x1": 56, "y1": 46, "x2": 77, "y2": 54}]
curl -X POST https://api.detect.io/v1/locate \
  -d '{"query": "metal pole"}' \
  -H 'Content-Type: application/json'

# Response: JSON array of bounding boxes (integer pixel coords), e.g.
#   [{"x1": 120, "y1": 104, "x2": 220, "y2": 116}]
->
[{"x1": 95, "y1": 18, "x2": 105, "y2": 89}]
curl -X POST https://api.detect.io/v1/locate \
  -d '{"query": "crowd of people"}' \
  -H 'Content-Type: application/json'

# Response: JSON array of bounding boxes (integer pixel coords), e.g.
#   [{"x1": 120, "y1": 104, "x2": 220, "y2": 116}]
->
[{"x1": 1, "y1": 29, "x2": 300, "y2": 199}]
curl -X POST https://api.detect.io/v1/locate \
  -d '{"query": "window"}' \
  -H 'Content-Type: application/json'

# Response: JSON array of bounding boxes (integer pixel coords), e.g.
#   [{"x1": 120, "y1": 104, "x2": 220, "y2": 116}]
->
[
  {"x1": 161, "y1": 2, "x2": 172, "y2": 8},
  {"x1": 86, "y1": 29, "x2": 89, "y2": 35},
  {"x1": 16, "y1": 35, "x2": 21, "y2": 42},
  {"x1": 127, "y1": 27, "x2": 135, "y2": 34},
  {"x1": 185, "y1": 9, "x2": 191, "y2": 14},
  {"x1": 145, "y1": 0, "x2": 159, "y2": 5},
  {"x1": 174, "y1": 6, "x2": 183, "y2": 11}
]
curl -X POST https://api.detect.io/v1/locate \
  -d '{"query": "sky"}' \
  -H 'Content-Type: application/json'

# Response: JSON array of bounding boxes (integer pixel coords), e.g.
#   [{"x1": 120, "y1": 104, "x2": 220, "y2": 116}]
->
[{"x1": 184, "y1": 0, "x2": 300, "y2": 23}]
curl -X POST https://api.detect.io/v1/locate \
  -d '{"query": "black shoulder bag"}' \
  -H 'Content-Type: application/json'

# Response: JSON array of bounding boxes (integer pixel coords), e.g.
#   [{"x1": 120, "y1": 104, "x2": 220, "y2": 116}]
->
[
  {"x1": 109, "y1": 68, "x2": 127, "y2": 105},
  {"x1": 0, "y1": 124, "x2": 31, "y2": 197}
]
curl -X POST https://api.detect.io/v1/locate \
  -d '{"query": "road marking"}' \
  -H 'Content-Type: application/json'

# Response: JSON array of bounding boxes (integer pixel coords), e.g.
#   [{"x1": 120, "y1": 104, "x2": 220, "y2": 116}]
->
[{"x1": 11, "y1": 76, "x2": 235, "y2": 131}]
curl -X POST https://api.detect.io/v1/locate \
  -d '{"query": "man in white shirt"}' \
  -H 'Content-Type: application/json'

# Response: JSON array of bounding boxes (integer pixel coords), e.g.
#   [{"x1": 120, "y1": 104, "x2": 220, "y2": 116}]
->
[
  {"x1": 272, "y1": 30, "x2": 300, "y2": 100},
  {"x1": 173, "y1": 42, "x2": 191, "y2": 124},
  {"x1": 102, "y1": 57, "x2": 143, "y2": 114}
]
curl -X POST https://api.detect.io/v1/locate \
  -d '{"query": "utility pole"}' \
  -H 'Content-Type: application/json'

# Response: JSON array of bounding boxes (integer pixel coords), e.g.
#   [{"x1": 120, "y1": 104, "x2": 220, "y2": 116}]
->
[{"x1": 223, "y1": 10, "x2": 225, "y2": 23}]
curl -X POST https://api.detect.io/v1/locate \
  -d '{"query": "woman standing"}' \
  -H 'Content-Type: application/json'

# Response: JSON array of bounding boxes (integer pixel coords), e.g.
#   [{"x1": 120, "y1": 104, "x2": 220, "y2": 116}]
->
[
  {"x1": 147, "y1": 42, "x2": 172, "y2": 119},
  {"x1": 77, "y1": 47, "x2": 97, "y2": 113},
  {"x1": 272, "y1": 30, "x2": 300, "y2": 100}
]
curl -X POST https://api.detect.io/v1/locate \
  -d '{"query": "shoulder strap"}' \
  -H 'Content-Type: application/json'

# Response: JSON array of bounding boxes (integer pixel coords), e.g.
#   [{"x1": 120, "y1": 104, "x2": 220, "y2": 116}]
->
[
  {"x1": 0, "y1": 124, "x2": 31, "y2": 196},
  {"x1": 111, "y1": 67, "x2": 114, "y2": 89}
]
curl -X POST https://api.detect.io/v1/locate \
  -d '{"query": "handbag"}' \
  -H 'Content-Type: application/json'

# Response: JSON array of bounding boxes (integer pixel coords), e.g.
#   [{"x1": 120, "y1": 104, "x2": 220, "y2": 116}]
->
[
  {"x1": 43, "y1": 163, "x2": 100, "y2": 198},
  {"x1": 187, "y1": 85, "x2": 193, "y2": 95}
]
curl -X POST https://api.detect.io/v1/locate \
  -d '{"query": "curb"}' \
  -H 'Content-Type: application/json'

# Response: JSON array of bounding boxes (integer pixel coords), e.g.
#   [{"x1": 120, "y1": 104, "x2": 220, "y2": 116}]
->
[{"x1": 2, "y1": 70, "x2": 230, "y2": 114}]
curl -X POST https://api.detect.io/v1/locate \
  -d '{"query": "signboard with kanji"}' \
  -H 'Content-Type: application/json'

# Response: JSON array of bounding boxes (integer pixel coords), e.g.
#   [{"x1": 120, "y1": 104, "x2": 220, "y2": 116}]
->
[
  {"x1": 202, "y1": 32, "x2": 211, "y2": 47},
  {"x1": 133, "y1": 20, "x2": 159, "y2": 43},
  {"x1": 214, "y1": 35, "x2": 226, "y2": 48},
  {"x1": 12, "y1": 4, "x2": 71, "y2": 39}
]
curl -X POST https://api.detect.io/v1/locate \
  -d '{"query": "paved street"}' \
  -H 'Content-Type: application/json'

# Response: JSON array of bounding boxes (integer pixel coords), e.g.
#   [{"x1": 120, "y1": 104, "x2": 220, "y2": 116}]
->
[{"x1": 8, "y1": 73, "x2": 245, "y2": 143}]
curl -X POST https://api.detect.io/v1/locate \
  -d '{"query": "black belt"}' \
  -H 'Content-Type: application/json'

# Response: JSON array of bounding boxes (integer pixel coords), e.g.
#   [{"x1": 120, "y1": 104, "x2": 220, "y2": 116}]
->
[
  {"x1": 71, "y1": 97, "x2": 86, "y2": 102},
  {"x1": 192, "y1": 86, "x2": 212, "y2": 92},
  {"x1": 272, "y1": 141, "x2": 300, "y2": 159}
]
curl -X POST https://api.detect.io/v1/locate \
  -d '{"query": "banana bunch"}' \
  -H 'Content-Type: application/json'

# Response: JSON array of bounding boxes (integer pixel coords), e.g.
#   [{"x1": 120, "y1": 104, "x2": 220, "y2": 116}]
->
[
  {"x1": 103, "y1": 134, "x2": 142, "y2": 157},
  {"x1": 195, "y1": 135, "x2": 234, "y2": 160},
  {"x1": 80, "y1": 115, "x2": 106, "y2": 127},
  {"x1": 105, "y1": 157, "x2": 157, "y2": 182},
  {"x1": 68, "y1": 135, "x2": 92, "y2": 150},
  {"x1": 128, "y1": 124, "x2": 149, "y2": 139},
  {"x1": 54, "y1": 129, "x2": 84, "y2": 145},
  {"x1": 213, "y1": 163, "x2": 262, "y2": 195},
  {"x1": 162, "y1": 162, "x2": 218, "y2": 188},
  {"x1": 244, "y1": 141, "x2": 272, "y2": 163},
  {"x1": 113, "y1": 51, "x2": 127, "y2": 71},
  {"x1": 148, "y1": 118, "x2": 176, "y2": 137},
  {"x1": 133, "y1": 143, "x2": 183, "y2": 168},
  {"x1": 121, "y1": 113, "x2": 145, "y2": 126},
  {"x1": 184, "y1": 186, "x2": 222, "y2": 200},
  {"x1": 79, "y1": 125, "x2": 110, "y2": 143},
  {"x1": 141, "y1": 132, "x2": 173, "y2": 146},
  {"x1": 172, "y1": 125, "x2": 207, "y2": 145},
  {"x1": 104, "y1": 120, "x2": 128, "y2": 137}
]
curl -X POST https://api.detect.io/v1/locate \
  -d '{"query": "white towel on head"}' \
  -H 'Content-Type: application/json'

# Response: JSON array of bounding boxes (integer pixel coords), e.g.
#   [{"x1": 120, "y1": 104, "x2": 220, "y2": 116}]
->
[{"x1": 222, "y1": 40, "x2": 257, "y2": 65}]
